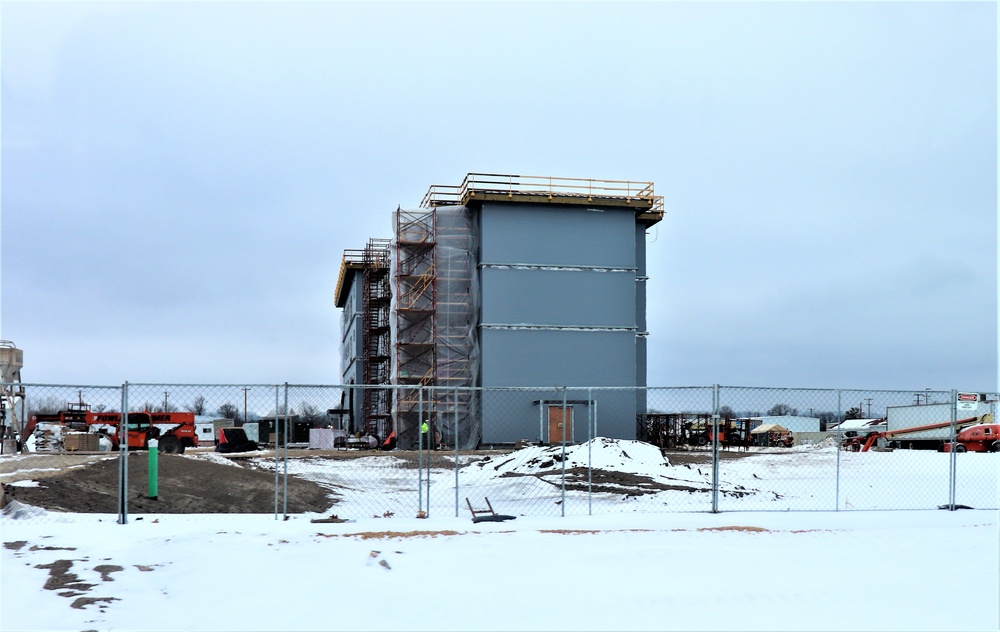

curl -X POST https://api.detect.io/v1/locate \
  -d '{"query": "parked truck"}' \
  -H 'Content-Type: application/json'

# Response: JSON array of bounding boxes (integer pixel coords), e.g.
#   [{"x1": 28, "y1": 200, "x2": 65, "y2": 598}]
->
[{"x1": 23, "y1": 406, "x2": 198, "y2": 454}]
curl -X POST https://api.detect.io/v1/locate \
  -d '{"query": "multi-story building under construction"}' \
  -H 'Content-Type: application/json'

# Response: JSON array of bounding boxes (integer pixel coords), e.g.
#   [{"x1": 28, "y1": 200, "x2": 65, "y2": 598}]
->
[{"x1": 335, "y1": 173, "x2": 663, "y2": 448}]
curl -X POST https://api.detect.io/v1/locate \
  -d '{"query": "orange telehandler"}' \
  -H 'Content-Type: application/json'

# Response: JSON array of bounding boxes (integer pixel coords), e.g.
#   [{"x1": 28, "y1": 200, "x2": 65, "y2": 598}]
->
[{"x1": 23, "y1": 404, "x2": 198, "y2": 454}]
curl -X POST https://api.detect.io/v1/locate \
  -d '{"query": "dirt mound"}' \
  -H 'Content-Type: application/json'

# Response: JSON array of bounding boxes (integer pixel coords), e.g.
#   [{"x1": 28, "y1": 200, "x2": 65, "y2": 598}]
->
[{"x1": 4, "y1": 454, "x2": 335, "y2": 514}]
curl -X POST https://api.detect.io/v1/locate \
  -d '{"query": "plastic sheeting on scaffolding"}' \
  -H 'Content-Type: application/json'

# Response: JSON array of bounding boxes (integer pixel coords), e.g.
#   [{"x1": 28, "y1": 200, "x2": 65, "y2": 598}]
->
[
  {"x1": 391, "y1": 206, "x2": 481, "y2": 450},
  {"x1": 436, "y1": 206, "x2": 481, "y2": 450}
]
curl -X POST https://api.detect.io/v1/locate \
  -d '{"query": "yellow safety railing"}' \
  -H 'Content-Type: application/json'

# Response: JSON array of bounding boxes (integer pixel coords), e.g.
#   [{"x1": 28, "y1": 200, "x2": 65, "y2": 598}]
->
[{"x1": 421, "y1": 173, "x2": 663, "y2": 215}]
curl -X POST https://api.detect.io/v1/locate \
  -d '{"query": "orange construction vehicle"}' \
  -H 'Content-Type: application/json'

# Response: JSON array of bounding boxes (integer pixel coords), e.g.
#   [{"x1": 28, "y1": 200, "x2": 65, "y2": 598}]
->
[
  {"x1": 23, "y1": 406, "x2": 198, "y2": 454},
  {"x1": 843, "y1": 415, "x2": 989, "y2": 452},
  {"x1": 942, "y1": 424, "x2": 1000, "y2": 453}
]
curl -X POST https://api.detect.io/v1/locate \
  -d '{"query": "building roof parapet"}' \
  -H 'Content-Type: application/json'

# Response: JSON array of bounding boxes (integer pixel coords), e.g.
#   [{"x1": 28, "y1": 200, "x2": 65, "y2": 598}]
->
[
  {"x1": 334, "y1": 239, "x2": 391, "y2": 308},
  {"x1": 421, "y1": 172, "x2": 664, "y2": 225}
]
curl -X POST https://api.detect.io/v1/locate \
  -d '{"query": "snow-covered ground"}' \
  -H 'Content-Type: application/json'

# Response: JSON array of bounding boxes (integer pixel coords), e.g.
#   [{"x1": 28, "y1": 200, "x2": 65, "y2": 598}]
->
[
  {"x1": 2, "y1": 438, "x2": 998, "y2": 631},
  {"x1": 247, "y1": 437, "x2": 999, "y2": 517},
  {"x1": 2, "y1": 511, "x2": 997, "y2": 631}
]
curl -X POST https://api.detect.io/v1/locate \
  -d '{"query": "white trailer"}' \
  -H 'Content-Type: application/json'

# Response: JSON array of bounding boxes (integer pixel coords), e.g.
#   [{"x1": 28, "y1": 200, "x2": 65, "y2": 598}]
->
[{"x1": 884, "y1": 402, "x2": 991, "y2": 450}]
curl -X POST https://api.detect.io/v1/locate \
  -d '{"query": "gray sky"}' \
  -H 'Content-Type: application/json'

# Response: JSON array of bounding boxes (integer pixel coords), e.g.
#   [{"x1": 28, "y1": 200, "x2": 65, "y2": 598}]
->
[{"x1": 2, "y1": 1, "x2": 996, "y2": 391}]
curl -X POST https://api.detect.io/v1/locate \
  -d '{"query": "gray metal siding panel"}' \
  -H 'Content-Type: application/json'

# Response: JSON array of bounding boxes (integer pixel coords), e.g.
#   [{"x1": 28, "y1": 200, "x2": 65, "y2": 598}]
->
[
  {"x1": 480, "y1": 202, "x2": 636, "y2": 267},
  {"x1": 474, "y1": 200, "x2": 644, "y2": 441},
  {"x1": 339, "y1": 276, "x2": 365, "y2": 388},
  {"x1": 481, "y1": 329, "x2": 636, "y2": 388},
  {"x1": 634, "y1": 224, "x2": 648, "y2": 398},
  {"x1": 480, "y1": 391, "x2": 637, "y2": 443},
  {"x1": 481, "y1": 268, "x2": 636, "y2": 328},
  {"x1": 634, "y1": 224, "x2": 647, "y2": 332}
]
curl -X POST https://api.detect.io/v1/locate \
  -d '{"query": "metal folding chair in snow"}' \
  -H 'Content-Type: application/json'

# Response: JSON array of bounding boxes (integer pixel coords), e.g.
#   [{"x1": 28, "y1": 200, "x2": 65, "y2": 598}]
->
[{"x1": 466, "y1": 497, "x2": 516, "y2": 523}]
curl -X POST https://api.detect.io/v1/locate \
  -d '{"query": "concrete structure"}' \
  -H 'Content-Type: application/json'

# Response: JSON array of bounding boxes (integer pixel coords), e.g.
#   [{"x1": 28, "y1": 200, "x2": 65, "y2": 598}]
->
[{"x1": 337, "y1": 173, "x2": 663, "y2": 448}]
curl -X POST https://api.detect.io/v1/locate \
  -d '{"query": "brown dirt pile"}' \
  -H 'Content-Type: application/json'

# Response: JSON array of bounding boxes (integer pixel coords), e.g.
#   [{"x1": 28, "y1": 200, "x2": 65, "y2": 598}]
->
[{"x1": 3, "y1": 454, "x2": 334, "y2": 514}]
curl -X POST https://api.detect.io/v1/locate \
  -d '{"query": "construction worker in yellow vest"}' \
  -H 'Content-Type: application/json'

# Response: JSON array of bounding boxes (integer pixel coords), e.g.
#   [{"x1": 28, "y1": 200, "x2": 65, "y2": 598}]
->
[{"x1": 420, "y1": 421, "x2": 430, "y2": 450}]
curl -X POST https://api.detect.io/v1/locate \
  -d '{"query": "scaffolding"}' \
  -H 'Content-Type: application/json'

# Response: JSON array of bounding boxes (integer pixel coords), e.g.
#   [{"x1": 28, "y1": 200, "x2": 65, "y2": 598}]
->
[
  {"x1": 360, "y1": 239, "x2": 392, "y2": 438},
  {"x1": 336, "y1": 240, "x2": 392, "y2": 438},
  {"x1": 434, "y1": 207, "x2": 479, "y2": 449},
  {"x1": 391, "y1": 204, "x2": 481, "y2": 449},
  {"x1": 382, "y1": 173, "x2": 661, "y2": 448},
  {"x1": 393, "y1": 209, "x2": 437, "y2": 448}
]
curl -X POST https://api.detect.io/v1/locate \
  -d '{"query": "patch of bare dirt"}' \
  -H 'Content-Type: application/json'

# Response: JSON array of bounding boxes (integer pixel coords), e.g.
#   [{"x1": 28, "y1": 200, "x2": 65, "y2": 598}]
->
[
  {"x1": 315, "y1": 530, "x2": 463, "y2": 539},
  {"x1": 3, "y1": 454, "x2": 334, "y2": 514},
  {"x1": 661, "y1": 450, "x2": 758, "y2": 465},
  {"x1": 697, "y1": 526, "x2": 770, "y2": 533},
  {"x1": 501, "y1": 466, "x2": 712, "y2": 497}
]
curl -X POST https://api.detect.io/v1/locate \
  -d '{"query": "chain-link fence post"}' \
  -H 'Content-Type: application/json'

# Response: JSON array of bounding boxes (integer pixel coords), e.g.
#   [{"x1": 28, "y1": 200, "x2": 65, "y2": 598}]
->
[
  {"x1": 561, "y1": 386, "x2": 567, "y2": 517},
  {"x1": 588, "y1": 387, "x2": 593, "y2": 516},
  {"x1": 835, "y1": 389, "x2": 842, "y2": 511},
  {"x1": 948, "y1": 388, "x2": 957, "y2": 510},
  {"x1": 273, "y1": 385, "x2": 280, "y2": 520},
  {"x1": 711, "y1": 384, "x2": 720, "y2": 514},
  {"x1": 418, "y1": 385, "x2": 424, "y2": 515},
  {"x1": 117, "y1": 382, "x2": 129, "y2": 525},
  {"x1": 282, "y1": 383, "x2": 289, "y2": 518}
]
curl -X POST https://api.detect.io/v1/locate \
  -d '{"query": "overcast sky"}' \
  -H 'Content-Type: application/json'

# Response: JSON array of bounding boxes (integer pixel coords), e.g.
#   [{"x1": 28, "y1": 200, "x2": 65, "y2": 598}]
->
[{"x1": 2, "y1": 2, "x2": 996, "y2": 392}]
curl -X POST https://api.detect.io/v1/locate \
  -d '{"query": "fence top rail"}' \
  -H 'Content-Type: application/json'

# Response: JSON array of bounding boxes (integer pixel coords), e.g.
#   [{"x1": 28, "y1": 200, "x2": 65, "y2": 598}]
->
[
  {"x1": 9, "y1": 383, "x2": 124, "y2": 390},
  {"x1": 126, "y1": 383, "x2": 287, "y2": 388},
  {"x1": 717, "y1": 385, "x2": 955, "y2": 396},
  {"x1": 4, "y1": 383, "x2": 978, "y2": 397}
]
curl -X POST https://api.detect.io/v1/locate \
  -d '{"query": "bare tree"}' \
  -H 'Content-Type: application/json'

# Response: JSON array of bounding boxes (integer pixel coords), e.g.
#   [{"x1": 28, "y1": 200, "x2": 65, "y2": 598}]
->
[
  {"x1": 815, "y1": 411, "x2": 837, "y2": 432},
  {"x1": 299, "y1": 402, "x2": 322, "y2": 425},
  {"x1": 189, "y1": 396, "x2": 207, "y2": 415},
  {"x1": 28, "y1": 395, "x2": 64, "y2": 415},
  {"x1": 217, "y1": 403, "x2": 239, "y2": 420},
  {"x1": 767, "y1": 403, "x2": 798, "y2": 417}
]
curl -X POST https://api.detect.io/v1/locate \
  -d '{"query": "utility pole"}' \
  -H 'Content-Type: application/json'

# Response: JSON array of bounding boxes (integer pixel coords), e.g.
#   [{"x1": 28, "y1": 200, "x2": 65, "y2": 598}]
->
[
  {"x1": 163, "y1": 391, "x2": 169, "y2": 412},
  {"x1": 864, "y1": 398, "x2": 872, "y2": 418}
]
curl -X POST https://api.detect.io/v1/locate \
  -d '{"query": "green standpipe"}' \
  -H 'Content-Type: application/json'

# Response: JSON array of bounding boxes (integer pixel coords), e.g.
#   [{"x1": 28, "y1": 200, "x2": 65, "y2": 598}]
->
[{"x1": 148, "y1": 439, "x2": 159, "y2": 500}]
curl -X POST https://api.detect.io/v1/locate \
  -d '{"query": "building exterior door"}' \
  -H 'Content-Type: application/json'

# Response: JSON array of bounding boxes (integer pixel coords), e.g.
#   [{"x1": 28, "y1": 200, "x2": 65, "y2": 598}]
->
[{"x1": 547, "y1": 405, "x2": 573, "y2": 444}]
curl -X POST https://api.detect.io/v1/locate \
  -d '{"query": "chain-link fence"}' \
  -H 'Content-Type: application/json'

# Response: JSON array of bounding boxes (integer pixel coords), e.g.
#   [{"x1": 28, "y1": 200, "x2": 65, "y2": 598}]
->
[{"x1": 2, "y1": 383, "x2": 997, "y2": 523}]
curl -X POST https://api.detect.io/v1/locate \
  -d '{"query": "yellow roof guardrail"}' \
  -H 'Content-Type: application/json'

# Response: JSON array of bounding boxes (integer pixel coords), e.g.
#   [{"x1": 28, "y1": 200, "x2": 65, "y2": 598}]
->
[{"x1": 421, "y1": 172, "x2": 663, "y2": 222}]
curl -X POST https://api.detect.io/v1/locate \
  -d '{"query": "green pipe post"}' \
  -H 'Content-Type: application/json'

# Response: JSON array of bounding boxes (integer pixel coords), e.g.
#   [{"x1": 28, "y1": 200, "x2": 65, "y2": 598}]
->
[{"x1": 148, "y1": 439, "x2": 159, "y2": 500}]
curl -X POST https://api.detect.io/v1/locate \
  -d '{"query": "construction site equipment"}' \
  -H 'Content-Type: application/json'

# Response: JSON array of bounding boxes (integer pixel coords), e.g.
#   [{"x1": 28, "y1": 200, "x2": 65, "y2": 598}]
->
[
  {"x1": 335, "y1": 239, "x2": 392, "y2": 439},
  {"x1": 942, "y1": 423, "x2": 1000, "y2": 453},
  {"x1": 750, "y1": 423, "x2": 793, "y2": 447},
  {"x1": 639, "y1": 413, "x2": 751, "y2": 450},
  {"x1": 0, "y1": 341, "x2": 25, "y2": 452},
  {"x1": 843, "y1": 415, "x2": 991, "y2": 452},
  {"x1": 216, "y1": 426, "x2": 259, "y2": 453},
  {"x1": 393, "y1": 208, "x2": 438, "y2": 449},
  {"x1": 23, "y1": 408, "x2": 199, "y2": 454}
]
